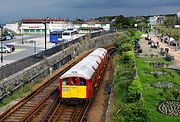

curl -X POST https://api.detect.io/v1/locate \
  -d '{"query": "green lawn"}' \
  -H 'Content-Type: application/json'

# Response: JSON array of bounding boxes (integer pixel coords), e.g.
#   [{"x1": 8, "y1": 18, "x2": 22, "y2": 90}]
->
[{"x1": 136, "y1": 57, "x2": 180, "y2": 122}]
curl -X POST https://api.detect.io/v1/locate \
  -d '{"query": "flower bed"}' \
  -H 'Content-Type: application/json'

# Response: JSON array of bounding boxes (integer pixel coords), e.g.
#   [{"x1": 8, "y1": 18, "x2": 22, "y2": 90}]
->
[{"x1": 158, "y1": 101, "x2": 180, "y2": 117}]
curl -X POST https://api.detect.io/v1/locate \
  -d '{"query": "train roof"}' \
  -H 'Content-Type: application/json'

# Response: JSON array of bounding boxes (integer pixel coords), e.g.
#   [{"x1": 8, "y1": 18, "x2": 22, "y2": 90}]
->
[
  {"x1": 89, "y1": 48, "x2": 107, "y2": 59},
  {"x1": 60, "y1": 48, "x2": 107, "y2": 80}
]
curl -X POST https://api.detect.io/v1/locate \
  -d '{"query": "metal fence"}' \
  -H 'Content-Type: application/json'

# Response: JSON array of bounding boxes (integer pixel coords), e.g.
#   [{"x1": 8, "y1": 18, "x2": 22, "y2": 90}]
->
[{"x1": 0, "y1": 30, "x2": 114, "y2": 80}]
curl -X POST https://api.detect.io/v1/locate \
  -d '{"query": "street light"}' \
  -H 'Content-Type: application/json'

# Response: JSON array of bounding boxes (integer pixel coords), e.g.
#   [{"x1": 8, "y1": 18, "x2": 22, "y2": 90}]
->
[
  {"x1": 0, "y1": 25, "x2": 3, "y2": 63},
  {"x1": 21, "y1": 31, "x2": 24, "y2": 44},
  {"x1": 43, "y1": 21, "x2": 47, "y2": 51}
]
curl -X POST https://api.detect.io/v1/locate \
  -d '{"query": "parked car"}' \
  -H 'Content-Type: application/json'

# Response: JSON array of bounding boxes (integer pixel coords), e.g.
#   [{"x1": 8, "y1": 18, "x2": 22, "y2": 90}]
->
[
  {"x1": 4, "y1": 44, "x2": 15, "y2": 52},
  {"x1": 5, "y1": 36, "x2": 12, "y2": 40},
  {"x1": 151, "y1": 42, "x2": 157, "y2": 48},
  {"x1": 0, "y1": 46, "x2": 12, "y2": 53},
  {"x1": 164, "y1": 36, "x2": 169, "y2": 44},
  {"x1": 0, "y1": 36, "x2": 6, "y2": 41}
]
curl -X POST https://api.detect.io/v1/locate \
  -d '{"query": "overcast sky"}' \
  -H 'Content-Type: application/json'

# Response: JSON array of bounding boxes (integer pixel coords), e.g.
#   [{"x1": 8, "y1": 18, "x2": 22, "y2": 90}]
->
[{"x1": 0, "y1": 0, "x2": 180, "y2": 23}]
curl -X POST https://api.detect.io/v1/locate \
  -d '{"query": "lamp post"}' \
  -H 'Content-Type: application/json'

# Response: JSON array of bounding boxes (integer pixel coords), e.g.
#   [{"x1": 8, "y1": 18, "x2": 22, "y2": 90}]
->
[
  {"x1": 21, "y1": 31, "x2": 24, "y2": 44},
  {"x1": 0, "y1": 25, "x2": 3, "y2": 63},
  {"x1": 43, "y1": 22, "x2": 47, "y2": 51}
]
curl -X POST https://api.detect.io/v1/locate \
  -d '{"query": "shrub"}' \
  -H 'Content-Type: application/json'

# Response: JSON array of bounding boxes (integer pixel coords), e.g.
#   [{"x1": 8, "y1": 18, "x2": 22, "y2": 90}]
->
[
  {"x1": 128, "y1": 77, "x2": 143, "y2": 102},
  {"x1": 120, "y1": 103, "x2": 149, "y2": 122}
]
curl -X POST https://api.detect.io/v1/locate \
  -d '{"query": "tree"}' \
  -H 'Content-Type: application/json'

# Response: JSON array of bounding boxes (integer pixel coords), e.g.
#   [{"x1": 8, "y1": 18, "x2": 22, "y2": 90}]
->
[
  {"x1": 138, "y1": 22, "x2": 148, "y2": 31},
  {"x1": 163, "y1": 16, "x2": 176, "y2": 28},
  {"x1": 172, "y1": 29, "x2": 180, "y2": 50}
]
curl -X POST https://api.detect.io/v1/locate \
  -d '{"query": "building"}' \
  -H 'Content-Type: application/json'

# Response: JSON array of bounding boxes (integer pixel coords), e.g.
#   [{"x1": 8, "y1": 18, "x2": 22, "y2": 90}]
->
[
  {"x1": 4, "y1": 18, "x2": 111, "y2": 35},
  {"x1": 177, "y1": 11, "x2": 180, "y2": 17},
  {"x1": 78, "y1": 27, "x2": 103, "y2": 34},
  {"x1": 20, "y1": 18, "x2": 71, "y2": 34},
  {"x1": 149, "y1": 16, "x2": 164, "y2": 26},
  {"x1": 81, "y1": 19, "x2": 110, "y2": 31},
  {"x1": 4, "y1": 22, "x2": 20, "y2": 34}
]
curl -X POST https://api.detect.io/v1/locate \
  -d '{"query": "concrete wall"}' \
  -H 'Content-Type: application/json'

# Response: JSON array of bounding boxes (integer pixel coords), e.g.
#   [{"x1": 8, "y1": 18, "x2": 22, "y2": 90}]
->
[{"x1": 0, "y1": 32, "x2": 119, "y2": 100}]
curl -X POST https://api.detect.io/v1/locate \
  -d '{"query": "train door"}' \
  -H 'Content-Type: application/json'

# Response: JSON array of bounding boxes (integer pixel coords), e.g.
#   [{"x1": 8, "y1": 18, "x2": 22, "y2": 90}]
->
[{"x1": 78, "y1": 78, "x2": 86, "y2": 98}]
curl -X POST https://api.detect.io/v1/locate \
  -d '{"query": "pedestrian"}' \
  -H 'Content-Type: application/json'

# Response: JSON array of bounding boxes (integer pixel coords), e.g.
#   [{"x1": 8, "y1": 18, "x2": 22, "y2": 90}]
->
[
  {"x1": 160, "y1": 36, "x2": 163, "y2": 42},
  {"x1": 157, "y1": 41, "x2": 159, "y2": 47},
  {"x1": 165, "y1": 48, "x2": 169, "y2": 53}
]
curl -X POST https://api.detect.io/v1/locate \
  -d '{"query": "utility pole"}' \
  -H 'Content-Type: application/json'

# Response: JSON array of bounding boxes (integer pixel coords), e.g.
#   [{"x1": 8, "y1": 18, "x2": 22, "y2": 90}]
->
[
  {"x1": 22, "y1": 31, "x2": 24, "y2": 44},
  {"x1": 43, "y1": 18, "x2": 47, "y2": 51},
  {"x1": 0, "y1": 25, "x2": 3, "y2": 63}
]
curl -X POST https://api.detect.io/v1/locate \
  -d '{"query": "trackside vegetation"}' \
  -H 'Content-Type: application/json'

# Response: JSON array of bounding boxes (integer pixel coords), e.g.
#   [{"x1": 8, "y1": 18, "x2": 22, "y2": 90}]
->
[{"x1": 113, "y1": 29, "x2": 149, "y2": 122}]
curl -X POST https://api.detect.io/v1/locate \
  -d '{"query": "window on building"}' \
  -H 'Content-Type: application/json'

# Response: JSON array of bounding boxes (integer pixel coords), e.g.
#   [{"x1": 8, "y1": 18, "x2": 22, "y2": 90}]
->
[
  {"x1": 30, "y1": 29, "x2": 35, "y2": 32},
  {"x1": 23, "y1": 29, "x2": 29, "y2": 33},
  {"x1": 36, "y1": 29, "x2": 41, "y2": 33}
]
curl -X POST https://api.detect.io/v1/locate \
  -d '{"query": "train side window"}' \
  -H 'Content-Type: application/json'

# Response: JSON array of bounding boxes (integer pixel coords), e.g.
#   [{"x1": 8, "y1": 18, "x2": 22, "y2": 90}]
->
[
  {"x1": 72, "y1": 77, "x2": 76, "y2": 86},
  {"x1": 62, "y1": 78, "x2": 68, "y2": 86},
  {"x1": 80, "y1": 78, "x2": 86, "y2": 86}
]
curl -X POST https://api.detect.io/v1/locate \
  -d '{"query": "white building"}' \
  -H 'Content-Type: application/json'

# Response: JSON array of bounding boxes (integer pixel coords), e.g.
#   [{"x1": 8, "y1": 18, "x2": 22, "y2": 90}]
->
[
  {"x1": 177, "y1": 11, "x2": 180, "y2": 17},
  {"x1": 4, "y1": 22, "x2": 20, "y2": 34},
  {"x1": 149, "y1": 16, "x2": 164, "y2": 26},
  {"x1": 20, "y1": 18, "x2": 70, "y2": 34},
  {"x1": 149, "y1": 16, "x2": 158, "y2": 25},
  {"x1": 4, "y1": 18, "x2": 111, "y2": 35},
  {"x1": 81, "y1": 19, "x2": 110, "y2": 31}
]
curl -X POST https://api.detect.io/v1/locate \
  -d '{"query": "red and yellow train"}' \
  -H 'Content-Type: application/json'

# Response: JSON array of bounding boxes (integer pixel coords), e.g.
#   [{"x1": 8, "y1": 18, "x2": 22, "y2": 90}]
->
[{"x1": 59, "y1": 48, "x2": 108, "y2": 101}]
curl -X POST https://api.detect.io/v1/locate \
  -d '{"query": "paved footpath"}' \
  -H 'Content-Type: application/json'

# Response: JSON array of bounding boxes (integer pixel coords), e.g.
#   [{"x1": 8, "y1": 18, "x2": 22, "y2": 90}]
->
[
  {"x1": 149, "y1": 32, "x2": 180, "y2": 69},
  {"x1": 149, "y1": 33, "x2": 180, "y2": 65}
]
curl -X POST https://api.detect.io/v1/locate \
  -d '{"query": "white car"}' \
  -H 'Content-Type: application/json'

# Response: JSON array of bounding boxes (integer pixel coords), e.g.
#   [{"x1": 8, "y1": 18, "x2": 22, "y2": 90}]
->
[{"x1": 0, "y1": 46, "x2": 12, "y2": 53}]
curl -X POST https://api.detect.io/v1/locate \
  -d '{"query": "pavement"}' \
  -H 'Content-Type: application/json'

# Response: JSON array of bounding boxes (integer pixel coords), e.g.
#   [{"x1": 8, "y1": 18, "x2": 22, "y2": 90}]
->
[
  {"x1": 139, "y1": 38, "x2": 162, "y2": 57},
  {"x1": 139, "y1": 32, "x2": 180, "y2": 70},
  {"x1": 149, "y1": 33, "x2": 180, "y2": 66}
]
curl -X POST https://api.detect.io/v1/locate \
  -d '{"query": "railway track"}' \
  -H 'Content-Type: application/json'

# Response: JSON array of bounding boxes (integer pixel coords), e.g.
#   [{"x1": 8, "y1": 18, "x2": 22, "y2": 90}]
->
[
  {"x1": 0, "y1": 46, "x2": 115, "y2": 122},
  {"x1": 45, "y1": 101, "x2": 89, "y2": 122},
  {"x1": 0, "y1": 50, "x2": 91, "y2": 122}
]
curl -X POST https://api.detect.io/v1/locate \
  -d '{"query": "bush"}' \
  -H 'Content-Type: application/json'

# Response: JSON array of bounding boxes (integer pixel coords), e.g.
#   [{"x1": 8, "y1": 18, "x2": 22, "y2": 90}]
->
[
  {"x1": 126, "y1": 51, "x2": 136, "y2": 63},
  {"x1": 120, "y1": 103, "x2": 149, "y2": 122},
  {"x1": 128, "y1": 77, "x2": 143, "y2": 102}
]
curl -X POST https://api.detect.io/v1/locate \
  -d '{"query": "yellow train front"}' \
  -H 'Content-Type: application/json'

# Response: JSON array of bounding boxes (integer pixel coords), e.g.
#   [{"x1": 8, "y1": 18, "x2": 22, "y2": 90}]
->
[{"x1": 59, "y1": 48, "x2": 108, "y2": 102}]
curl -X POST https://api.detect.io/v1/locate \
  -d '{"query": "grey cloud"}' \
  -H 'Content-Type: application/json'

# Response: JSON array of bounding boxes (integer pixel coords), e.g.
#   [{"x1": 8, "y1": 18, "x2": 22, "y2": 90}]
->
[
  {"x1": 71, "y1": 0, "x2": 180, "y2": 9},
  {"x1": 0, "y1": 0, "x2": 180, "y2": 23}
]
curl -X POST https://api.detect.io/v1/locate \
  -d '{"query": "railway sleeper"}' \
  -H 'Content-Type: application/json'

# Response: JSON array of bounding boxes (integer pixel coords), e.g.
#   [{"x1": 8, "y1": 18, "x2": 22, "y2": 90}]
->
[
  {"x1": 13, "y1": 111, "x2": 29, "y2": 114},
  {"x1": 17, "y1": 108, "x2": 32, "y2": 112},
  {"x1": 23, "y1": 104, "x2": 37, "y2": 107},
  {"x1": 9, "y1": 113, "x2": 25, "y2": 117},
  {"x1": 4, "y1": 118, "x2": 21, "y2": 122}
]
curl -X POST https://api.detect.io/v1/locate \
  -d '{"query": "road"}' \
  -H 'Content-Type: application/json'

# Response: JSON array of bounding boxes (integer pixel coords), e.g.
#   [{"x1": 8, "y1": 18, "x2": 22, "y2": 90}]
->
[{"x1": 0, "y1": 34, "x2": 84, "y2": 67}]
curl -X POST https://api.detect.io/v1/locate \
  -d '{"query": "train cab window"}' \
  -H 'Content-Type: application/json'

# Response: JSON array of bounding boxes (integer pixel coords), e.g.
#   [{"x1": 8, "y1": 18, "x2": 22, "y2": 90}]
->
[
  {"x1": 72, "y1": 77, "x2": 76, "y2": 86},
  {"x1": 62, "y1": 78, "x2": 68, "y2": 86},
  {"x1": 80, "y1": 78, "x2": 86, "y2": 86}
]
